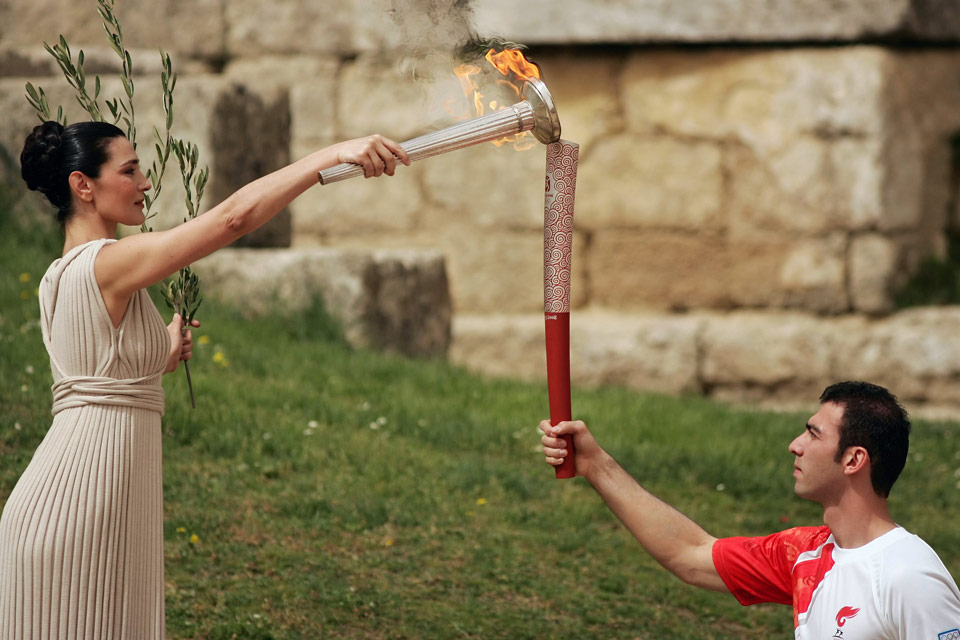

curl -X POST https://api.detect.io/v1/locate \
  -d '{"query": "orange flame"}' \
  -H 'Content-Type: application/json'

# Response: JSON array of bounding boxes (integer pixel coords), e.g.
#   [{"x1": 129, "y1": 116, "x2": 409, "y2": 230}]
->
[{"x1": 450, "y1": 48, "x2": 541, "y2": 150}]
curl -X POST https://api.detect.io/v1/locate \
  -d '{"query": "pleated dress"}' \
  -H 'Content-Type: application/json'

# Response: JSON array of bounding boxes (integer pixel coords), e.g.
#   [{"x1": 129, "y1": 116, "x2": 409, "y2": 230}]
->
[{"x1": 0, "y1": 238, "x2": 168, "y2": 639}]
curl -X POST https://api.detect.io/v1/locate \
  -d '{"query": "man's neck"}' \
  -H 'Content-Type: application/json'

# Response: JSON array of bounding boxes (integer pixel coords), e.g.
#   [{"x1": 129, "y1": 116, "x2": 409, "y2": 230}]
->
[{"x1": 822, "y1": 492, "x2": 896, "y2": 548}]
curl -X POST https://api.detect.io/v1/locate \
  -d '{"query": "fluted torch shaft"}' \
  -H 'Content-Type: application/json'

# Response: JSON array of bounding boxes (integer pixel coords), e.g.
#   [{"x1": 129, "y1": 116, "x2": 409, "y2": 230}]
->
[{"x1": 318, "y1": 101, "x2": 537, "y2": 185}]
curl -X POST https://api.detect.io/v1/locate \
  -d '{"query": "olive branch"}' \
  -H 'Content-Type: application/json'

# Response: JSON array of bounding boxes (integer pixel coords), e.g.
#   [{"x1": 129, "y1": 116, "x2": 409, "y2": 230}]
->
[{"x1": 24, "y1": 0, "x2": 207, "y2": 407}]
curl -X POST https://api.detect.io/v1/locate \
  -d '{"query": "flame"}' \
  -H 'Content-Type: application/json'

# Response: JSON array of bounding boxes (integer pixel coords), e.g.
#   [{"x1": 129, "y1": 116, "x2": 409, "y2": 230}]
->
[{"x1": 450, "y1": 48, "x2": 541, "y2": 150}]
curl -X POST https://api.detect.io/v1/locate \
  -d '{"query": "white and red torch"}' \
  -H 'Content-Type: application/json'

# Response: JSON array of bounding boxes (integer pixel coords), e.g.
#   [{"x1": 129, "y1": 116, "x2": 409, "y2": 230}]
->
[{"x1": 543, "y1": 140, "x2": 579, "y2": 479}]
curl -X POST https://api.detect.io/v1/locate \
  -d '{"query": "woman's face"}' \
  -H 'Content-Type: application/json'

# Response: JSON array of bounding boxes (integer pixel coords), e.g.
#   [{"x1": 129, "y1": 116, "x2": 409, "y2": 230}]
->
[{"x1": 88, "y1": 136, "x2": 151, "y2": 227}]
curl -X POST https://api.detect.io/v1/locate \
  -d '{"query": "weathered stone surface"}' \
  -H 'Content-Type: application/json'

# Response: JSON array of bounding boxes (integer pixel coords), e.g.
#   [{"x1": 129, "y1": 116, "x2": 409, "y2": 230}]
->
[
  {"x1": 833, "y1": 308, "x2": 960, "y2": 400},
  {"x1": 420, "y1": 142, "x2": 546, "y2": 232},
  {"x1": 450, "y1": 311, "x2": 702, "y2": 395},
  {"x1": 623, "y1": 49, "x2": 886, "y2": 150},
  {"x1": 778, "y1": 234, "x2": 849, "y2": 314},
  {"x1": 536, "y1": 52, "x2": 624, "y2": 151},
  {"x1": 570, "y1": 311, "x2": 702, "y2": 394},
  {"x1": 291, "y1": 165, "x2": 425, "y2": 239},
  {"x1": 192, "y1": 247, "x2": 451, "y2": 357},
  {"x1": 577, "y1": 134, "x2": 723, "y2": 232},
  {"x1": 438, "y1": 229, "x2": 583, "y2": 314},
  {"x1": 701, "y1": 312, "x2": 836, "y2": 388},
  {"x1": 0, "y1": 0, "x2": 225, "y2": 61},
  {"x1": 588, "y1": 230, "x2": 789, "y2": 311},
  {"x1": 849, "y1": 234, "x2": 900, "y2": 314},
  {"x1": 472, "y1": 0, "x2": 960, "y2": 44}
]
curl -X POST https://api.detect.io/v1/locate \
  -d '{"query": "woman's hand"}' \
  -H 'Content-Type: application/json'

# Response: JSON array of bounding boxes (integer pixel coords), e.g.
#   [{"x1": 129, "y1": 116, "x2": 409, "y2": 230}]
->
[
  {"x1": 165, "y1": 314, "x2": 201, "y2": 374},
  {"x1": 334, "y1": 134, "x2": 410, "y2": 178}
]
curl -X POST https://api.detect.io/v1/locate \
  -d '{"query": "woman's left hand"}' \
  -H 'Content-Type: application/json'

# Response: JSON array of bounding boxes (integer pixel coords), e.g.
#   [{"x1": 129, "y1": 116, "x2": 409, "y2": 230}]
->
[{"x1": 165, "y1": 313, "x2": 201, "y2": 374}]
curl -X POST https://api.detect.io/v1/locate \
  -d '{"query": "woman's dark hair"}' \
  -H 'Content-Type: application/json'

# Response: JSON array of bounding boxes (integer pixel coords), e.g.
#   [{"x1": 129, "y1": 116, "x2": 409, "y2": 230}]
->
[{"x1": 20, "y1": 121, "x2": 126, "y2": 224}]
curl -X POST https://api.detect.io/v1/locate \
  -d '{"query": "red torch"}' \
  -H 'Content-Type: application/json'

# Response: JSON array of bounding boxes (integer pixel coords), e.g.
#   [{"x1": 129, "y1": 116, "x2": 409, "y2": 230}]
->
[{"x1": 544, "y1": 140, "x2": 579, "y2": 479}]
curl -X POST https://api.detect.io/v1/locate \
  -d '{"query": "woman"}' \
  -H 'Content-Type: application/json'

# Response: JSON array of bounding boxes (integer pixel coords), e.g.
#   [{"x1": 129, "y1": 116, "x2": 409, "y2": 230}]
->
[{"x1": 1, "y1": 120, "x2": 408, "y2": 639}]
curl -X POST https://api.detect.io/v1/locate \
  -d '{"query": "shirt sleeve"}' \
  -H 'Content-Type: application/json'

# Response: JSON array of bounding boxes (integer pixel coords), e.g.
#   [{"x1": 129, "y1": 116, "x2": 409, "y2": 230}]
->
[
  {"x1": 712, "y1": 526, "x2": 829, "y2": 607},
  {"x1": 880, "y1": 540, "x2": 960, "y2": 639}
]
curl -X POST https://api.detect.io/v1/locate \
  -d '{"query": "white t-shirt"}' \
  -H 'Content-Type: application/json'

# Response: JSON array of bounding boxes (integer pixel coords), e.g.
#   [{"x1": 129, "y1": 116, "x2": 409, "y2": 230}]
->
[{"x1": 713, "y1": 525, "x2": 960, "y2": 639}]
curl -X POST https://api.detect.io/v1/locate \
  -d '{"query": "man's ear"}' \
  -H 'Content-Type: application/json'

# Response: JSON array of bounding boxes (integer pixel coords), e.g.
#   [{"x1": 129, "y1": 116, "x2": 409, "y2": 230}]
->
[
  {"x1": 68, "y1": 171, "x2": 94, "y2": 203},
  {"x1": 841, "y1": 446, "x2": 870, "y2": 477}
]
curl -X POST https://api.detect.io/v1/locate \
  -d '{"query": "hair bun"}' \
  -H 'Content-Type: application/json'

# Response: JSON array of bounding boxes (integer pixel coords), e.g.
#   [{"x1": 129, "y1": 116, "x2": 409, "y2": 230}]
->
[{"x1": 20, "y1": 121, "x2": 66, "y2": 196}]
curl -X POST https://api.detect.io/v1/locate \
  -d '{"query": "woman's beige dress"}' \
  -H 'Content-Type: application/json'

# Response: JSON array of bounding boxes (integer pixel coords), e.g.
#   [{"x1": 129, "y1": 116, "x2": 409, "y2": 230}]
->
[{"x1": 0, "y1": 239, "x2": 168, "y2": 639}]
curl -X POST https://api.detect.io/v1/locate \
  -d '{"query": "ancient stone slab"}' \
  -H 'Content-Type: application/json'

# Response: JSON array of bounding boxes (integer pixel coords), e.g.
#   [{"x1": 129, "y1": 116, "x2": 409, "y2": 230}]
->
[
  {"x1": 535, "y1": 52, "x2": 624, "y2": 151},
  {"x1": 450, "y1": 311, "x2": 702, "y2": 395},
  {"x1": 588, "y1": 230, "x2": 789, "y2": 311},
  {"x1": 570, "y1": 311, "x2": 702, "y2": 394},
  {"x1": 192, "y1": 247, "x2": 451, "y2": 357},
  {"x1": 849, "y1": 234, "x2": 900, "y2": 314},
  {"x1": 778, "y1": 234, "x2": 849, "y2": 314},
  {"x1": 472, "y1": 0, "x2": 960, "y2": 44},
  {"x1": 0, "y1": 0, "x2": 225, "y2": 61},
  {"x1": 622, "y1": 48, "x2": 886, "y2": 151},
  {"x1": 700, "y1": 312, "x2": 835, "y2": 388},
  {"x1": 420, "y1": 142, "x2": 546, "y2": 232},
  {"x1": 577, "y1": 134, "x2": 723, "y2": 232},
  {"x1": 832, "y1": 308, "x2": 960, "y2": 403},
  {"x1": 291, "y1": 164, "x2": 424, "y2": 239}
]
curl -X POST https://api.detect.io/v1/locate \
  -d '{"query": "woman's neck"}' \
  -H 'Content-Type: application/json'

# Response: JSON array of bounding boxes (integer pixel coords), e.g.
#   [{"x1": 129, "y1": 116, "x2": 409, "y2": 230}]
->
[{"x1": 62, "y1": 215, "x2": 117, "y2": 256}]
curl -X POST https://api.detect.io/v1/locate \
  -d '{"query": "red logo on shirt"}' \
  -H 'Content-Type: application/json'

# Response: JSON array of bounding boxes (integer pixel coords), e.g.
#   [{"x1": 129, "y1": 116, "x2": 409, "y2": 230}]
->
[{"x1": 836, "y1": 606, "x2": 860, "y2": 626}]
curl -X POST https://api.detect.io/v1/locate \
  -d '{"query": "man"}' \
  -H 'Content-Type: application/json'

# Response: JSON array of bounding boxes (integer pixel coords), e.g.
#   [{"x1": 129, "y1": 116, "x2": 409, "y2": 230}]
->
[{"x1": 541, "y1": 381, "x2": 960, "y2": 638}]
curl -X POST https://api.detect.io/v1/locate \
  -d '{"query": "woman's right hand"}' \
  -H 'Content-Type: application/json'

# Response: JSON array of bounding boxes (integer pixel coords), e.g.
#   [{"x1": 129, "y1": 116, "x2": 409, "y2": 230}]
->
[{"x1": 334, "y1": 134, "x2": 410, "y2": 178}]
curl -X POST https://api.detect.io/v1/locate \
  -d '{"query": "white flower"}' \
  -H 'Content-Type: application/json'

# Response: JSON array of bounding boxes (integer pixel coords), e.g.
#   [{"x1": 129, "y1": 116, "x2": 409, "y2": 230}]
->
[
  {"x1": 716, "y1": 483, "x2": 726, "y2": 492},
  {"x1": 25, "y1": 365, "x2": 34, "y2": 375},
  {"x1": 307, "y1": 420, "x2": 319, "y2": 428}
]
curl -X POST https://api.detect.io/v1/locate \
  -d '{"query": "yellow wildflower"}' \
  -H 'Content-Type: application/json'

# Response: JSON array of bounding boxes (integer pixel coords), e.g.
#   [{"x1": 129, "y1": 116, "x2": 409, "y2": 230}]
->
[
  {"x1": 198, "y1": 335, "x2": 210, "y2": 345},
  {"x1": 20, "y1": 291, "x2": 30, "y2": 300},
  {"x1": 212, "y1": 350, "x2": 228, "y2": 367},
  {"x1": 18, "y1": 273, "x2": 30, "y2": 283},
  {"x1": 476, "y1": 498, "x2": 487, "y2": 506},
  {"x1": 189, "y1": 534, "x2": 199, "y2": 544},
  {"x1": 176, "y1": 527, "x2": 186, "y2": 533}
]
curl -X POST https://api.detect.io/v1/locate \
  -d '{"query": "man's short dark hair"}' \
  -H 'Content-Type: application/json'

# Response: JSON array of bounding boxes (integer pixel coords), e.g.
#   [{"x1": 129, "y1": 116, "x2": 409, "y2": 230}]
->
[{"x1": 819, "y1": 381, "x2": 911, "y2": 497}]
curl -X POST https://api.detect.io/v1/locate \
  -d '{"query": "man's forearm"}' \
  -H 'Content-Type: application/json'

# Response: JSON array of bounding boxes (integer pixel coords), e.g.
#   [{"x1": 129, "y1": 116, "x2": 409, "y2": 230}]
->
[{"x1": 585, "y1": 453, "x2": 728, "y2": 592}]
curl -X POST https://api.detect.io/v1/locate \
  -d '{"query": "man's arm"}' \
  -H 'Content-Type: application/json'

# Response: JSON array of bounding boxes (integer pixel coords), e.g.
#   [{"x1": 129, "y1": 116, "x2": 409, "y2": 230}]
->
[{"x1": 541, "y1": 420, "x2": 729, "y2": 593}]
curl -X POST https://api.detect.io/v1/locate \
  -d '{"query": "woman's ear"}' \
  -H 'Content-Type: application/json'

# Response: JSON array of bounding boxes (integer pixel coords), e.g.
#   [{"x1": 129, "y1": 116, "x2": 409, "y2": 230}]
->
[{"x1": 68, "y1": 171, "x2": 94, "y2": 203}]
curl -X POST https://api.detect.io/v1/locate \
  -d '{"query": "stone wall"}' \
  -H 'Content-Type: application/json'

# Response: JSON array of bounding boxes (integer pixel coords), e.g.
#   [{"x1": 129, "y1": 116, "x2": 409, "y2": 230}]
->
[{"x1": 3, "y1": 1, "x2": 960, "y2": 413}]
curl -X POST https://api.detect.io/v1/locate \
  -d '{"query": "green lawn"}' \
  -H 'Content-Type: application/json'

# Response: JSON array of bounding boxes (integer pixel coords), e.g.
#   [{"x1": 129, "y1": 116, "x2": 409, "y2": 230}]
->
[{"x1": 2, "y1": 207, "x2": 959, "y2": 639}]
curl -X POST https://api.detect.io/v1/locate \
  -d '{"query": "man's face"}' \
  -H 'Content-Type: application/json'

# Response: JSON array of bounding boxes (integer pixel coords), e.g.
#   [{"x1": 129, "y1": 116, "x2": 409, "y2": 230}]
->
[{"x1": 789, "y1": 402, "x2": 846, "y2": 504}]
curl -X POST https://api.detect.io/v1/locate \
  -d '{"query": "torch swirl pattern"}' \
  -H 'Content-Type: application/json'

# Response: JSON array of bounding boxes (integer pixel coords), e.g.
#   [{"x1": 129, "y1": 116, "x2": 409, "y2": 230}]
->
[{"x1": 543, "y1": 141, "x2": 579, "y2": 313}]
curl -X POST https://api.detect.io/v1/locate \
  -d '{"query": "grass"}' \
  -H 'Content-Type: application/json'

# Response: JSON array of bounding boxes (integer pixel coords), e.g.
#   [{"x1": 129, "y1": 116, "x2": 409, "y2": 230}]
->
[{"x1": 2, "y1": 204, "x2": 959, "y2": 639}]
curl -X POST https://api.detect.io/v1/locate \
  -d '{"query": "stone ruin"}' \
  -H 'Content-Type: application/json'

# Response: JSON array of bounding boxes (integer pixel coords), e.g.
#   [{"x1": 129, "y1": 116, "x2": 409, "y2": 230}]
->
[{"x1": 3, "y1": 0, "x2": 960, "y2": 415}]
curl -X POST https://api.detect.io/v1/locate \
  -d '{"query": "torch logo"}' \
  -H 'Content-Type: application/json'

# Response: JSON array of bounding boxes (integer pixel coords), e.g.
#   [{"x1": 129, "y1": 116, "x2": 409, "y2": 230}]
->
[{"x1": 835, "y1": 606, "x2": 860, "y2": 626}]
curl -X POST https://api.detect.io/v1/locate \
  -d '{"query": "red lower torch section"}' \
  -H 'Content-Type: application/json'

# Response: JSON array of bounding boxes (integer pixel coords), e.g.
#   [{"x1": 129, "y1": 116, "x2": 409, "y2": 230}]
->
[{"x1": 545, "y1": 312, "x2": 575, "y2": 479}]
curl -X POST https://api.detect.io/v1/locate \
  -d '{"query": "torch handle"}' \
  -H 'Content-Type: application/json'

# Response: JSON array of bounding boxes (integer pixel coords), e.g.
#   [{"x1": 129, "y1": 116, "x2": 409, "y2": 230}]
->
[
  {"x1": 318, "y1": 102, "x2": 536, "y2": 185},
  {"x1": 545, "y1": 312, "x2": 575, "y2": 479}
]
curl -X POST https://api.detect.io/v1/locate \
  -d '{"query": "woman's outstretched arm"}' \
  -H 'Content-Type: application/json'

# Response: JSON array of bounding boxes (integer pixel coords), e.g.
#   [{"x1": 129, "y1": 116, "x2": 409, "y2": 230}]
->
[{"x1": 96, "y1": 135, "x2": 408, "y2": 317}]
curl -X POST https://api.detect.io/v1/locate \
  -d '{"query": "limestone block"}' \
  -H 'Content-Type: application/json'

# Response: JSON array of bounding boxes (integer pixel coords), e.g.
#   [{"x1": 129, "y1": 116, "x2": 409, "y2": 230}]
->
[
  {"x1": 833, "y1": 308, "x2": 960, "y2": 401},
  {"x1": 472, "y1": 0, "x2": 960, "y2": 44},
  {"x1": 440, "y1": 228, "x2": 589, "y2": 314},
  {"x1": 849, "y1": 234, "x2": 900, "y2": 314},
  {"x1": 535, "y1": 52, "x2": 624, "y2": 150},
  {"x1": 700, "y1": 312, "x2": 835, "y2": 388},
  {"x1": 192, "y1": 247, "x2": 451, "y2": 357},
  {"x1": 577, "y1": 134, "x2": 723, "y2": 231},
  {"x1": 622, "y1": 48, "x2": 886, "y2": 151},
  {"x1": 337, "y1": 54, "x2": 435, "y2": 141},
  {"x1": 450, "y1": 311, "x2": 702, "y2": 395},
  {"x1": 450, "y1": 314, "x2": 545, "y2": 382},
  {"x1": 291, "y1": 164, "x2": 424, "y2": 239},
  {"x1": 570, "y1": 311, "x2": 702, "y2": 394},
  {"x1": 588, "y1": 230, "x2": 789, "y2": 311},
  {"x1": 0, "y1": 0, "x2": 225, "y2": 60},
  {"x1": 420, "y1": 143, "x2": 546, "y2": 232},
  {"x1": 778, "y1": 234, "x2": 848, "y2": 314}
]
